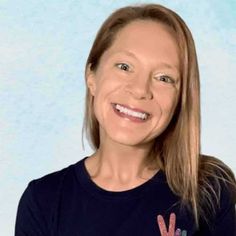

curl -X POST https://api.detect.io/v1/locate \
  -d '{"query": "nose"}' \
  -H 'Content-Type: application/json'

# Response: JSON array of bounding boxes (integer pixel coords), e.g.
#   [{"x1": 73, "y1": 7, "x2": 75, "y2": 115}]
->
[{"x1": 125, "y1": 74, "x2": 153, "y2": 100}]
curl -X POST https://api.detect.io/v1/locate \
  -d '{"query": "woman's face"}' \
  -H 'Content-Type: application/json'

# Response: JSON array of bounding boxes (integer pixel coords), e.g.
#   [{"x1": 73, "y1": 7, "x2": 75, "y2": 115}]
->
[{"x1": 87, "y1": 20, "x2": 181, "y2": 147}]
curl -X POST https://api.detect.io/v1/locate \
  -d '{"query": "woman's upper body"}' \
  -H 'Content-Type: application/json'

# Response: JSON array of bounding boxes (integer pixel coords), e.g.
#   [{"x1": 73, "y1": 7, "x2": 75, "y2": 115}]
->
[
  {"x1": 15, "y1": 156, "x2": 235, "y2": 236},
  {"x1": 15, "y1": 4, "x2": 236, "y2": 236}
]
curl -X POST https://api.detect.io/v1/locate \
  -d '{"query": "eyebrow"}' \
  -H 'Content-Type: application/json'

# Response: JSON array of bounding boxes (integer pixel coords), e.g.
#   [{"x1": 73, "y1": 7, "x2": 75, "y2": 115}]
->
[
  {"x1": 114, "y1": 50, "x2": 179, "y2": 73},
  {"x1": 113, "y1": 50, "x2": 138, "y2": 61},
  {"x1": 157, "y1": 62, "x2": 179, "y2": 72}
]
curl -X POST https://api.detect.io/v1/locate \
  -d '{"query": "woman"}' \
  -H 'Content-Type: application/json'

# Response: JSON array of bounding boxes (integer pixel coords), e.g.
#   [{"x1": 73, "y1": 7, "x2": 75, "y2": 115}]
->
[{"x1": 15, "y1": 4, "x2": 236, "y2": 236}]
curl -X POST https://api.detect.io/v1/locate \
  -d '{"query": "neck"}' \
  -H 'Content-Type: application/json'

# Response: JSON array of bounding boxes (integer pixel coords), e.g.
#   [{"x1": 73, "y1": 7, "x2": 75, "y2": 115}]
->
[{"x1": 88, "y1": 138, "x2": 157, "y2": 184}]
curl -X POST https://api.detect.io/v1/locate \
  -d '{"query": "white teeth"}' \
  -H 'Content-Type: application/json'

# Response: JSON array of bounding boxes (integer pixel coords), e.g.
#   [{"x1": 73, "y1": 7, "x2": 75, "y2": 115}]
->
[{"x1": 115, "y1": 104, "x2": 148, "y2": 120}]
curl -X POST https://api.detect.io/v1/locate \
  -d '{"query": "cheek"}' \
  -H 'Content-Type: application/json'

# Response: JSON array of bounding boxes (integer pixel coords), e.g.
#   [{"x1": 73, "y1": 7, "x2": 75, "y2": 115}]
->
[
  {"x1": 156, "y1": 89, "x2": 179, "y2": 114},
  {"x1": 94, "y1": 76, "x2": 126, "y2": 105},
  {"x1": 92, "y1": 85, "x2": 114, "y2": 122}
]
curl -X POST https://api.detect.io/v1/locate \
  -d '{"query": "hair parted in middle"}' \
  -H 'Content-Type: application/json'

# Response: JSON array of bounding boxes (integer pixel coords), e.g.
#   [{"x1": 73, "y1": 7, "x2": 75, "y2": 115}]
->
[{"x1": 82, "y1": 4, "x2": 236, "y2": 227}]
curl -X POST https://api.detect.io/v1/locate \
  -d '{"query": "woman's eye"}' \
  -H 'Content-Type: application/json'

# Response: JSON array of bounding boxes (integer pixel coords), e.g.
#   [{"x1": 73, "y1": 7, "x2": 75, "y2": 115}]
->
[
  {"x1": 116, "y1": 63, "x2": 130, "y2": 71},
  {"x1": 155, "y1": 75, "x2": 174, "y2": 84}
]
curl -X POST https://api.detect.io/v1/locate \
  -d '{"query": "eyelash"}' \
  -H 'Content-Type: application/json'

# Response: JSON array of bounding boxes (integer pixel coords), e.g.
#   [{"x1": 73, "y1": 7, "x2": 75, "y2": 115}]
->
[
  {"x1": 155, "y1": 75, "x2": 174, "y2": 84},
  {"x1": 116, "y1": 63, "x2": 175, "y2": 84},
  {"x1": 116, "y1": 63, "x2": 130, "y2": 72}
]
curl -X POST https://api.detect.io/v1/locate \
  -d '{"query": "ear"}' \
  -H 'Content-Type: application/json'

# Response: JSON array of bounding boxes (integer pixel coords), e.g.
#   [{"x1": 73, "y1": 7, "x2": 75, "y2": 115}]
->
[{"x1": 86, "y1": 64, "x2": 96, "y2": 96}]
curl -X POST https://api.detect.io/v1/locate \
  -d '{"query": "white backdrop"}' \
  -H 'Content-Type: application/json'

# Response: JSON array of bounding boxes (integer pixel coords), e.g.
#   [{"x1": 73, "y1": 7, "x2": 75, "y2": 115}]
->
[{"x1": 0, "y1": 0, "x2": 235, "y2": 235}]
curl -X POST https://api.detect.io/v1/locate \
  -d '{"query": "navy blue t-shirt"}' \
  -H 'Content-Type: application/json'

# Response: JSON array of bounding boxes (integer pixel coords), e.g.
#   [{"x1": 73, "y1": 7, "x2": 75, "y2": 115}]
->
[{"x1": 15, "y1": 157, "x2": 235, "y2": 235}]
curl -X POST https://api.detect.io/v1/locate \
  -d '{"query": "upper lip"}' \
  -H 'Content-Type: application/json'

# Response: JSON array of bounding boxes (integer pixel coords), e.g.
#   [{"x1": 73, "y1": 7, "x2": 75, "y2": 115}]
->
[{"x1": 112, "y1": 103, "x2": 151, "y2": 115}]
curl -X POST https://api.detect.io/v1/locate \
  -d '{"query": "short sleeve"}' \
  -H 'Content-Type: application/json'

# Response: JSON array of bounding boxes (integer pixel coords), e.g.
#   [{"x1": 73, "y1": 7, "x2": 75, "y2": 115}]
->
[{"x1": 15, "y1": 181, "x2": 49, "y2": 236}]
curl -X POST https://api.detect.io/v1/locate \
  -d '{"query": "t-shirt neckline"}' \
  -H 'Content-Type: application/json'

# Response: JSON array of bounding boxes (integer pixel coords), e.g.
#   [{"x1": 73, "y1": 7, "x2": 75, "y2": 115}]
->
[{"x1": 74, "y1": 156, "x2": 165, "y2": 201}]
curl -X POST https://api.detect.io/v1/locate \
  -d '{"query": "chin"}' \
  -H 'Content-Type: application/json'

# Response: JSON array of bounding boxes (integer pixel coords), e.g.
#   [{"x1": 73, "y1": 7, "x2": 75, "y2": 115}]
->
[{"x1": 108, "y1": 131, "x2": 152, "y2": 147}]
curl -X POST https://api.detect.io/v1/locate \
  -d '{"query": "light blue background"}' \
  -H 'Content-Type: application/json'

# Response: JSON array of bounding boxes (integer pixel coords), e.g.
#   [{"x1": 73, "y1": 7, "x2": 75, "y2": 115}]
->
[{"x1": 0, "y1": 0, "x2": 235, "y2": 235}]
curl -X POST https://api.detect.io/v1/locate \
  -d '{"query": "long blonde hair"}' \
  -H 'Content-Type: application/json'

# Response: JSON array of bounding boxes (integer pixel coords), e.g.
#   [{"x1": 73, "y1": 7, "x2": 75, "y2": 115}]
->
[{"x1": 83, "y1": 4, "x2": 236, "y2": 227}]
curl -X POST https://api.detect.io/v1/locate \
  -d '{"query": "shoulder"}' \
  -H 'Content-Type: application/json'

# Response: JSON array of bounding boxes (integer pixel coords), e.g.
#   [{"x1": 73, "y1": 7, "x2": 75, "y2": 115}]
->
[
  {"x1": 16, "y1": 158, "x2": 86, "y2": 234},
  {"x1": 199, "y1": 155, "x2": 236, "y2": 193},
  {"x1": 27, "y1": 165, "x2": 73, "y2": 200},
  {"x1": 198, "y1": 155, "x2": 236, "y2": 231},
  {"x1": 199, "y1": 154, "x2": 236, "y2": 201},
  {"x1": 19, "y1": 159, "x2": 84, "y2": 217}
]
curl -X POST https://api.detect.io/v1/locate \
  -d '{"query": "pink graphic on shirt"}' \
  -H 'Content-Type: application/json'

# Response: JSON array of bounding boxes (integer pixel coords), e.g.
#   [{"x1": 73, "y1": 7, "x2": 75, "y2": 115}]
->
[{"x1": 157, "y1": 213, "x2": 187, "y2": 236}]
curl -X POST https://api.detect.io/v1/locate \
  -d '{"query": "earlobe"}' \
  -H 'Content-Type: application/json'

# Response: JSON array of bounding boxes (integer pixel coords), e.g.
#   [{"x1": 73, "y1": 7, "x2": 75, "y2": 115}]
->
[{"x1": 86, "y1": 64, "x2": 96, "y2": 96}]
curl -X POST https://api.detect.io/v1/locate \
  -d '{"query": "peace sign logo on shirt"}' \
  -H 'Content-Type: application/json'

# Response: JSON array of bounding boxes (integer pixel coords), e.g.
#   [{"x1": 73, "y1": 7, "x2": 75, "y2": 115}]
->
[{"x1": 157, "y1": 213, "x2": 187, "y2": 236}]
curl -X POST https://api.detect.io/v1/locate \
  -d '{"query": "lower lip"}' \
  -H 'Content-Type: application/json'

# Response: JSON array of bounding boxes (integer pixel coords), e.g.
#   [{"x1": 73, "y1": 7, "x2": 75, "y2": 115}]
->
[{"x1": 112, "y1": 104, "x2": 148, "y2": 123}]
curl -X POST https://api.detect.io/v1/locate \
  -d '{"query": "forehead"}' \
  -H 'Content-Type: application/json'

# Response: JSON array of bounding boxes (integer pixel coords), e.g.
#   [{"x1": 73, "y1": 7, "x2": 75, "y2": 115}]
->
[
  {"x1": 115, "y1": 19, "x2": 177, "y2": 42},
  {"x1": 102, "y1": 20, "x2": 180, "y2": 69}
]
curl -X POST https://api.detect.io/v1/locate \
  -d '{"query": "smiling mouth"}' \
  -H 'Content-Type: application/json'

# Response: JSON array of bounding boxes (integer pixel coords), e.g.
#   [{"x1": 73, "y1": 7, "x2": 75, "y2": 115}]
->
[{"x1": 112, "y1": 103, "x2": 150, "y2": 121}]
